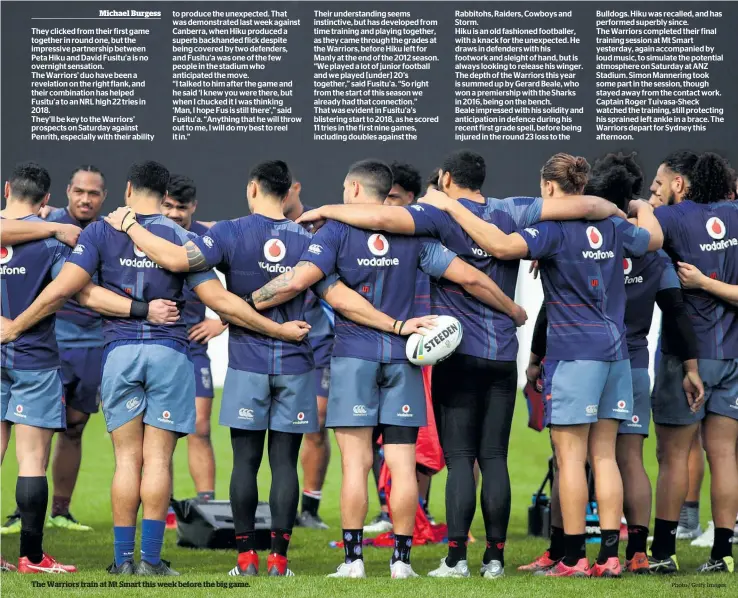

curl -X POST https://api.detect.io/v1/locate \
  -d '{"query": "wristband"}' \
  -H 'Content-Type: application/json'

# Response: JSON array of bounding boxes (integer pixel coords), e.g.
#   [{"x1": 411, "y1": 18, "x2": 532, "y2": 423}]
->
[
  {"x1": 130, "y1": 300, "x2": 149, "y2": 319},
  {"x1": 392, "y1": 319, "x2": 399, "y2": 333},
  {"x1": 122, "y1": 210, "x2": 137, "y2": 233},
  {"x1": 246, "y1": 295, "x2": 256, "y2": 309},
  {"x1": 398, "y1": 320, "x2": 406, "y2": 335}
]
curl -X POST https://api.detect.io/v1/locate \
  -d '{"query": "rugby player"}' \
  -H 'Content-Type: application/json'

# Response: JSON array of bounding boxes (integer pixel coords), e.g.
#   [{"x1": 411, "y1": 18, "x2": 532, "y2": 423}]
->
[
  {"x1": 283, "y1": 180, "x2": 335, "y2": 530},
  {"x1": 296, "y1": 150, "x2": 629, "y2": 578},
  {"x1": 431, "y1": 153, "x2": 668, "y2": 576},
  {"x1": 106, "y1": 160, "x2": 442, "y2": 577},
  {"x1": 650, "y1": 152, "x2": 738, "y2": 573},
  {"x1": 161, "y1": 175, "x2": 224, "y2": 503},
  {"x1": 520, "y1": 153, "x2": 702, "y2": 575},
  {"x1": 249, "y1": 158, "x2": 528, "y2": 578},
  {"x1": 0, "y1": 162, "x2": 181, "y2": 573},
  {"x1": 3, "y1": 160, "x2": 310, "y2": 576}
]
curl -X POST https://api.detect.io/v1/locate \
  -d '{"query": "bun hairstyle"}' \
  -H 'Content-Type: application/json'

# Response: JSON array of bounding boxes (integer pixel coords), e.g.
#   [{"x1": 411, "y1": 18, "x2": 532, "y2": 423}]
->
[{"x1": 541, "y1": 153, "x2": 590, "y2": 195}]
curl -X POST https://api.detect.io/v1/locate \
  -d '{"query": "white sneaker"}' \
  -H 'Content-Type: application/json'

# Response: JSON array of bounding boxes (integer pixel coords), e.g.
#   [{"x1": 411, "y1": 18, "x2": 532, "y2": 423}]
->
[
  {"x1": 691, "y1": 521, "x2": 715, "y2": 547},
  {"x1": 676, "y1": 523, "x2": 703, "y2": 540},
  {"x1": 390, "y1": 561, "x2": 419, "y2": 579},
  {"x1": 480, "y1": 560, "x2": 504, "y2": 579},
  {"x1": 427, "y1": 558, "x2": 470, "y2": 578},
  {"x1": 364, "y1": 514, "x2": 393, "y2": 534},
  {"x1": 327, "y1": 560, "x2": 366, "y2": 578}
]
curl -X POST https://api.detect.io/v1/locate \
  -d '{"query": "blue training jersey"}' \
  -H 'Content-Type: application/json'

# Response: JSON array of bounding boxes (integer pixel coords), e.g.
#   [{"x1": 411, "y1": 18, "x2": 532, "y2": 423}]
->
[
  {"x1": 656, "y1": 200, "x2": 738, "y2": 359},
  {"x1": 413, "y1": 271, "x2": 432, "y2": 317},
  {"x1": 302, "y1": 219, "x2": 456, "y2": 364},
  {"x1": 407, "y1": 196, "x2": 543, "y2": 361},
  {"x1": 192, "y1": 214, "x2": 321, "y2": 375},
  {"x1": 519, "y1": 216, "x2": 651, "y2": 361},
  {"x1": 67, "y1": 214, "x2": 216, "y2": 348},
  {"x1": 1, "y1": 215, "x2": 69, "y2": 369},
  {"x1": 46, "y1": 207, "x2": 104, "y2": 349},
  {"x1": 182, "y1": 220, "x2": 211, "y2": 357},
  {"x1": 623, "y1": 250, "x2": 680, "y2": 369}
]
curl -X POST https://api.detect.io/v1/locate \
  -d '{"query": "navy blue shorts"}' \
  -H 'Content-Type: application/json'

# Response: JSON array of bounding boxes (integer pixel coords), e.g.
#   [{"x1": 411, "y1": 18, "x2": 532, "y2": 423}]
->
[
  {"x1": 59, "y1": 346, "x2": 102, "y2": 414},
  {"x1": 619, "y1": 368, "x2": 650, "y2": 436}
]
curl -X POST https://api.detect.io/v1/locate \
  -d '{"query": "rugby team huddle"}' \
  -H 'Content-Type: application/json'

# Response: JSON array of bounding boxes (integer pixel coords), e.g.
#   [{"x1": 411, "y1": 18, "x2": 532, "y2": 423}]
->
[{"x1": 0, "y1": 147, "x2": 737, "y2": 580}]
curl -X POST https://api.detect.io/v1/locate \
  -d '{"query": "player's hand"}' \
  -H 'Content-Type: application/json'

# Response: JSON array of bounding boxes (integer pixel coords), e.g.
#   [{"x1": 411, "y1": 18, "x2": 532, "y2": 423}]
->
[
  {"x1": 279, "y1": 320, "x2": 311, "y2": 342},
  {"x1": 526, "y1": 362, "x2": 542, "y2": 387},
  {"x1": 296, "y1": 208, "x2": 326, "y2": 231},
  {"x1": 37, "y1": 205, "x2": 55, "y2": 219},
  {"x1": 528, "y1": 260, "x2": 540, "y2": 279},
  {"x1": 511, "y1": 305, "x2": 528, "y2": 327},
  {"x1": 398, "y1": 315, "x2": 437, "y2": 336},
  {"x1": 677, "y1": 262, "x2": 708, "y2": 290},
  {"x1": 628, "y1": 199, "x2": 653, "y2": 217},
  {"x1": 418, "y1": 189, "x2": 453, "y2": 212},
  {"x1": 683, "y1": 370, "x2": 705, "y2": 412},
  {"x1": 53, "y1": 223, "x2": 82, "y2": 248},
  {"x1": 189, "y1": 317, "x2": 228, "y2": 343},
  {"x1": 105, "y1": 207, "x2": 136, "y2": 232},
  {"x1": 147, "y1": 299, "x2": 180, "y2": 325},
  {"x1": 0, "y1": 317, "x2": 19, "y2": 343}
]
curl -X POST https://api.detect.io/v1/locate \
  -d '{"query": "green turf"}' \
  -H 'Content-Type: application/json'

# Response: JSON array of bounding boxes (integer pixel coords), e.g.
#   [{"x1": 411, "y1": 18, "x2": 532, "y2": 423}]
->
[{"x1": 1, "y1": 393, "x2": 735, "y2": 596}]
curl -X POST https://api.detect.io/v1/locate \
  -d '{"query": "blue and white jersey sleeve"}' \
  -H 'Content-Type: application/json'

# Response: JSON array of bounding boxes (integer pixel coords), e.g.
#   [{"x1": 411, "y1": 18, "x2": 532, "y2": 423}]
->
[
  {"x1": 418, "y1": 241, "x2": 457, "y2": 279},
  {"x1": 180, "y1": 228, "x2": 217, "y2": 289},
  {"x1": 67, "y1": 224, "x2": 102, "y2": 276},
  {"x1": 48, "y1": 240, "x2": 71, "y2": 279},
  {"x1": 192, "y1": 220, "x2": 232, "y2": 268},
  {"x1": 405, "y1": 204, "x2": 454, "y2": 237},
  {"x1": 312, "y1": 272, "x2": 340, "y2": 297},
  {"x1": 612, "y1": 216, "x2": 650, "y2": 258},
  {"x1": 657, "y1": 250, "x2": 680, "y2": 291},
  {"x1": 502, "y1": 196, "x2": 544, "y2": 228},
  {"x1": 300, "y1": 220, "x2": 342, "y2": 277},
  {"x1": 518, "y1": 222, "x2": 563, "y2": 260}
]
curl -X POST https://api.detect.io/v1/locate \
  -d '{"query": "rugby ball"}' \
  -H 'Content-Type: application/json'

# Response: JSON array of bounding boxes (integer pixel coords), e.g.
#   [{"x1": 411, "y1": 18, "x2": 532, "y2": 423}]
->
[{"x1": 406, "y1": 315, "x2": 463, "y2": 366}]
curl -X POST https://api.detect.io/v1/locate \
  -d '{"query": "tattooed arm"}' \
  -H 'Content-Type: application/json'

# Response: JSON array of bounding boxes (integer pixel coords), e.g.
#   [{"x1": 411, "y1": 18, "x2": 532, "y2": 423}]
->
[{"x1": 251, "y1": 261, "x2": 326, "y2": 310}]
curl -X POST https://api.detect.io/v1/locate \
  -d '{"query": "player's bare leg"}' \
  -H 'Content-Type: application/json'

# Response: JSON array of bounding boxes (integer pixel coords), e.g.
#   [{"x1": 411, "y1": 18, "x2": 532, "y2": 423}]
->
[{"x1": 187, "y1": 397, "x2": 215, "y2": 498}]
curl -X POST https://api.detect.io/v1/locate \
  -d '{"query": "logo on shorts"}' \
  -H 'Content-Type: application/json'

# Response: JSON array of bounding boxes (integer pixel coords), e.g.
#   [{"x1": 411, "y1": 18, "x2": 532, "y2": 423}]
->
[
  {"x1": 238, "y1": 408, "x2": 254, "y2": 420},
  {"x1": 353, "y1": 404, "x2": 368, "y2": 416},
  {"x1": 397, "y1": 404, "x2": 413, "y2": 418},
  {"x1": 586, "y1": 226, "x2": 603, "y2": 249},
  {"x1": 14, "y1": 404, "x2": 25, "y2": 418},
  {"x1": 202, "y1": 236, "x2": 214, "y2": 248},
  {"x1": 293, "y1": 411, "x2": 308, "y2": 425},
  {"x1": 367, "y1": 234, "x2": 389, "y2": 257},
  {"x1": 126, "y1": 397, "x2": 141, "y2": 412},
  {"x1": 200, "y1": 368, "x2": 211, "y2": 390},
  {"x1": 731, "y1": 398, "x2": 738, "y2": 410},
  {"x1": 613, "y1": 400, "x2": 629, "y2": 414},
  {"x1": 320, "y1": 369, "x2": 330, "y2": 392},
  {"x1": 158, "y1": 410, "x2": 174, "y2": 424},
  {"x1": 632, "y1": 415, "x2": 640, "y2": 424},
  {"x1": 263, "y1": 239, "x2": 286, "y2": 263},
  {"x1": 585, "y1": 404, "x2": 598, "y2": 416},
  {"x1": 626, "y1": 414, "x2": 642, "y2": 428}
]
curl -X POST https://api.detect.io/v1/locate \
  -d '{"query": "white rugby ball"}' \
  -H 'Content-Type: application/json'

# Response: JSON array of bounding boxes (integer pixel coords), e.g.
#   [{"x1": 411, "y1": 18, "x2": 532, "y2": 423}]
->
[{"x1": 406, "y1": 315, "x2": 463, "y2": 366}]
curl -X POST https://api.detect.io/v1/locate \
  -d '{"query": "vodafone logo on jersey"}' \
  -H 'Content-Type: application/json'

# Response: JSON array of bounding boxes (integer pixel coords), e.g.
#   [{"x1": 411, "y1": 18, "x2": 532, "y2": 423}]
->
[
  {"x1": 0, "y1": 246, "x2": 13, "y2": 264},
  {"x1": 0, "y1": 245, "x2": 26, "y2": 275},
  {"x1": 133, "y1": 245, "x2": 147, "y2": 258},
  {"x1": 623, "y1": 258, "x2": 632, "y2": 275},
  {"x1": 706, "y1": 217, "x2": 726, "y2": 240},
  {"x1": 368, "y1": 234, "x2": 390, "y2": 257},
  {"x1": 263, "y1": 239, "x2": 286, "y2": 263},
  {"x1": 700, "y1": 216, "x2": 738, "y2": 251},
  {"x1": 586, "y1": 226, "x2": 603, "y2": 249}
]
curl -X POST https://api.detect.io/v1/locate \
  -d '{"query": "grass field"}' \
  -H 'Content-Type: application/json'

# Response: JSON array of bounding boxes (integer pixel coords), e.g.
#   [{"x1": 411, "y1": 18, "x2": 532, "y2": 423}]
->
[{"x1": 0, "y1": 392, "x2": 735, "y2": 597}]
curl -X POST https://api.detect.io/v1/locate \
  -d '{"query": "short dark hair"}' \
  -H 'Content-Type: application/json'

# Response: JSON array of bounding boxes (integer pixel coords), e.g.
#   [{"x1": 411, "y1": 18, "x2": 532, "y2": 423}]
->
[
  {"x1": 347, "y1": 159, "x2": 393, "y2": 200},
  {"x1": 69, "y1": 165, "x2": 105, "y2": 188},
  {"x1": 662, "y1": 150, "x2": 699, "y2": 179},
  {"x1": 686, "y1": 152, "x2": 734, "y2": 205},
  {"x1": 584, "y1": 153, "x2": 642, "y2": 212},
  {"x1": 249, "y1": 160, "x2": 292, "y2": 199},
  {"x1": 389, "y1": 162, "x2": 421, "y2": 198},
  {"x1": 426, "y1": 169, "x2": 440, "y2": 190},
  {"x1": 440, "y1": 150, "x2": 485, "y2": 191},
  {"x1": 127, "y1": 161, "x2": 169, "y2": 197},
  {"x1": 167, "y1": 174, "x2": 197, "y2": 204},
  {"x1": 8, "y1": 161, "x2": 51, "y2": 204}
]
